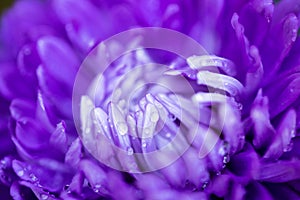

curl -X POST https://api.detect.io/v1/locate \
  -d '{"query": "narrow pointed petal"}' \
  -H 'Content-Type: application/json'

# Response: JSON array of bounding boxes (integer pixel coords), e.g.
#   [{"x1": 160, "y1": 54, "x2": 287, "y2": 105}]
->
[
  {"x1": 65, "y1": 138, "x2": 82, "y2": 169},
  {"x1": 264, "y1": 109, "x2": 296, "y2": 159},
  {"x1": 257, "y1": 160, "x2": 300, "y2": 182},
  {"x1": 250, "y1": 90, "x2": 275, "y2": 149}
]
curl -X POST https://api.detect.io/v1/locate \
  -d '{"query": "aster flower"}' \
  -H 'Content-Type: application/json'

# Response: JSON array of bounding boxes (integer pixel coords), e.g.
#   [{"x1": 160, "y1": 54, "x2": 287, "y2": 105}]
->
[{"x1": 0, "y1": 0, "x2": 300, "y2": 200}]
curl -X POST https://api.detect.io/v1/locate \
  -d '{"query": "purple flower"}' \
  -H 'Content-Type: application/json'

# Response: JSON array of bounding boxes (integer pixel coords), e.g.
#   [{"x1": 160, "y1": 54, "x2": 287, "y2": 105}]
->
[{"x1": 0, "y1": 0, "x2": 300, "y2": 199}]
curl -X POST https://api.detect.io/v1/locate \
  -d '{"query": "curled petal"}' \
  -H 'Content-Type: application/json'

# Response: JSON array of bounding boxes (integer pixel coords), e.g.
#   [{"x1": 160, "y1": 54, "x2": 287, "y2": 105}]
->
[
  {"x1": 196, "y1": 71, "x2": 244, "y2": 97},
  {"x1": 15, "y1": 117, "x2": 50, "y2": 150},
  {"x1": 10, "y1": 99, "x2": 35, "y2": 121},
  {"x1": 187, "y1": 55, "x2": 237, "y2": 76}
]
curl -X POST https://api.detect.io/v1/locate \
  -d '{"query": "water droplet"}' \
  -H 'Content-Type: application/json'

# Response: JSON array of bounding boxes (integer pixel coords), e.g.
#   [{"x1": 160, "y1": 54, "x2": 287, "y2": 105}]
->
[
  {"x1": 17, "y1": 170, "x2": 24, "y2": 177},
  {"x1": 93, "y1": 184, "x2": 108, "y2": 195},
  {"x1": 216, "y1": 171, "x2": 221, "y2": 176},
  {"x1": 168, "y1": 114, "x2": 176, "y2": 121},
  {"x1": 0, "y1": 159, "x2": 7, "y2": 169},
  {"x1": 29, "y1": 174, "x2": 38, "y2": 182},
  {"x1": 291, "y1": 129, "x2": 296, "y2": 138},
  {"x1": 290, "y1": 88, "x2": 295, "y2": 93},
  {"x1": 201, "y1": 181, "x2": 209, "y2": 190},
  {"x1": 0, "y1": 159, "x2": 6, "y2": 165},
  {"x1": 165, "y1": 133, "x2": 171, "y2": 138},
  {"x1": 94, "y1": 188, "x2": 100, "y2": 193},
  {"x1": 40, "y1": 194, "x2": 48, "y2": 200},
  {"x1": 237, "y1": 103, "x2": 243, "y2": 110},
  {"x1": 144, "y1": 128, "x2": 152, "y2": 137},
  {"x1": 116, "y1": 122, "x2": 128, "y2": 135},
  {"x1": 142, "y1": 142, "x2": 147, "y2": 148},
  {"x1": 218, "y1": 141, "x2": 230, "y2": 156},
  {"x1": 223, "y1": 155, "x2": 230, "y2": 164},
  {"x1": 127, "y1": 147, "x2": 134, "y2": 155}
]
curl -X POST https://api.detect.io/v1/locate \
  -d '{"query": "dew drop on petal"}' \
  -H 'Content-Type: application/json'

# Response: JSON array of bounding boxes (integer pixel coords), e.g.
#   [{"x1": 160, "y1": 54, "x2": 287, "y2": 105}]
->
[
  {"x1": 127, "y1": 147, "x2": 134, "y2": 156},
  {"x1": 17, "y1": 170, "x2": 24, "y2": 177},
  {"x1": 165, "y1": 132, "x2": 171, "y2": 138},
  {"x1": 29, "y1": 173, "x2": 38, "y2": 182},
  {"x1": 142, "y1": 142, "x2": 147, "y2": 148},
  {"x1": 93, "y1": 184, "x2": 101, "y2": 193},
  {"x1": 40, "y1": 194, "x2": 48, "y2": 200},
  {"x1": 223, "y1": 155, "x2": 230, "y2": 164},
  {"x1": 116, "y1": 122, "x2": 128, "y2": 135},
  {"x1": 201, "y1": 181, "x2": 209, "y2": 190},
  {"x1": 291, "y1": 130, "x2": 296, "y2": 138},
  {"x1": 168, "y1": 113, "x2": 176, "y2": 121}
]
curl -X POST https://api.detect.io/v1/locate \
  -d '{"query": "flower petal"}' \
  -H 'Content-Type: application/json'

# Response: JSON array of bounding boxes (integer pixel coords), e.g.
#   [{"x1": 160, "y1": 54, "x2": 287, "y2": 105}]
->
[
  {"x1": 53, "y1": 0, "x2": 113, "y2": 52},
  {"x1": 250, "y1": 90, "x2": 275, "y2": 149},
  {"x1": 256, "y1": 159, "x2": 300, "y2": 182},
  {"x1": 264, "y1": 109, "x2": 296, "y2": 159},
  {"x1": 65, "y1": 138, "x2": 82, "y2": 168}
]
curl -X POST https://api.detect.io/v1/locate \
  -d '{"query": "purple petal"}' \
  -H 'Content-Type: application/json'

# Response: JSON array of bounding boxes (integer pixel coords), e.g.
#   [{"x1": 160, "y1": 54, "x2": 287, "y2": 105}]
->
[
  {"x1": 0, "y1": 62, "x2": 36, "y2": 100},
  {"x1": 209, "y1": 174, "x2": 232, "y2": 197},
  {"x1": 107, "y1": 172, "x2": 138, "y2": 200},
  {"x1": 256, "y1": 159, "x2": 300, "y2": 183},
  {"x1": 245, "y1": 181, "x2": 273, "y2": 200},
  {"x1": 260, "y1": 13, "x2": 299, "y2": 79},
  {"x1": 239, "y1": 0, "x2": 273, "y2": 46},
  {"x1": 50, "y1": 121, "x2": 68, "y2": 153},
  {"x1": 0, "y1": 0, "x2": 54, "y2": 55},
  {"x1": 79, "y1": 159, "x2": 108, "y2": 192},
  {"x1": 250, "y1": 89, "x2": 275, "y2": 149},
  {"x1": 266, "y1": 183, "x2": 300, "y2": 200},
  {"x1": 52, "y1": 0, "x2": 113, "y2": 52},
  {"x1": 181, "y1": 148, "x2": 210, "y2": 189},
  {"x1": 17, "y1": 43, "x2": 40, "y2": 79},
  {"x1": 68, "y1": 172, "x2": 84, "y2": 195},
  {"x1": 228, "y1": 143, "x2": 260, "y2": 180},
  {"x1": 264, "y1": 72, "x2": 300, "y2": 117},
  {"x1": 13, "y1": 159, "x2": 72, "y2": 192},
  {"x1": 37, "y1": 36, "x2": 78, "y2": 85},
  {"x1": 264, "y1": 109, "x2": 296, "y2": 159},
  {"x1": 15, "y1": 117, "x2": 50, "y2": 150},
  {"x1": 65, "y1": 138, "x2": 82, "y2": 168},
  {"x1": 0, "y1": 156, "x2": 16, "y2": 186},
  {"x1": 10, "y1": 182, "x2": 37, "y2": 200},
  {"x1": 10, "y1": 99, "x2": 35, "y2": 121}
]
